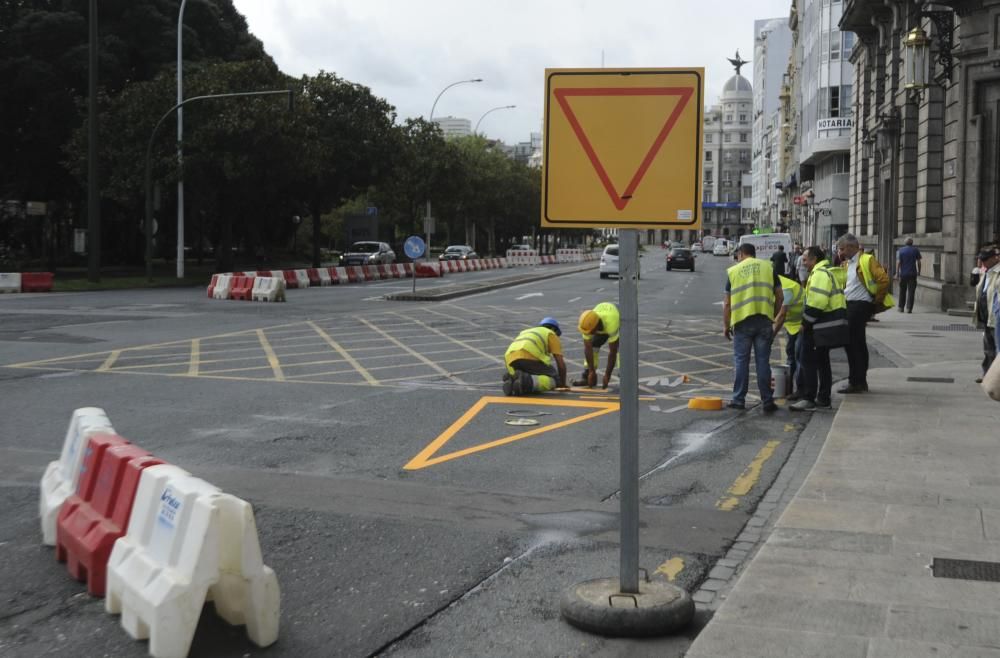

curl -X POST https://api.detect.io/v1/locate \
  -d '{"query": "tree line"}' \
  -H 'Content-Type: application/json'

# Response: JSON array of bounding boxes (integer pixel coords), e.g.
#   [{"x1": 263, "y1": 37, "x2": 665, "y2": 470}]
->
[{"x1": 1, "y1": 0, "x2": 560, "y2": 273}]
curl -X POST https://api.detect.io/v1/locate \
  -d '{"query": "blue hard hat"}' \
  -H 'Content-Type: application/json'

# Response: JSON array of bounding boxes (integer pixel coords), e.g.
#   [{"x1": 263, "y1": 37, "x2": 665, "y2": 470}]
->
[{"x1": 540, "y1": 317, "x2": 561, "y2": 336}]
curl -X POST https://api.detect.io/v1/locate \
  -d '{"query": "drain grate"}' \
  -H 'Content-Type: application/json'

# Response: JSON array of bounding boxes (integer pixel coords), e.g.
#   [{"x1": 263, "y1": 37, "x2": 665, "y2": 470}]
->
[
  {"x1": 906, "y1": 376, "x2": 955, "y2": 383},
  {"x1": 933, "y1": 558, "x2": 1000, "y2": 582},
  {"x1": 932, "y1": 324, "x2": 980, "y2": 332}
]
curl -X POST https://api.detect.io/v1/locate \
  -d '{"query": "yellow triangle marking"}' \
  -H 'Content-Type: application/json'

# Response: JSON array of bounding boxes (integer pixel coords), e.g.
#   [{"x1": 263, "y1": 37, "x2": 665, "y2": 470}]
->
[{"x1": 404, "y1": 396, "x2": 619, "y2": 470}]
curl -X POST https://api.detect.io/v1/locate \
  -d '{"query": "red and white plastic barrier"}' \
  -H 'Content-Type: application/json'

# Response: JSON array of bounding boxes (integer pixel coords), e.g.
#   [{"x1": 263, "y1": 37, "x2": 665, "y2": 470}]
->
[
  {"x1": 0, "y1": 271, "x2": 54, "y2": 292},
  {"x1": 38, "y1": 408, "x2": 281, "y2": 656},
  {"x1": 251, "y1": 276, "x2": 286, "y2": 302},
  {"x1": 505, "y1": 249, "x2": 540, "y2": 266}
]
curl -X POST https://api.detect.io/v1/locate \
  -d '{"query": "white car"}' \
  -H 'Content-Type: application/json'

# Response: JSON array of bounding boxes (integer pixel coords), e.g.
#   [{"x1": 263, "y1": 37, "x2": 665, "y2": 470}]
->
[
  {"x1": 599, "y1": 244, "x2": 619, "y2": 278},
  {"x1": 713, "y1": 240, "x2": 732, "y2": 256}
]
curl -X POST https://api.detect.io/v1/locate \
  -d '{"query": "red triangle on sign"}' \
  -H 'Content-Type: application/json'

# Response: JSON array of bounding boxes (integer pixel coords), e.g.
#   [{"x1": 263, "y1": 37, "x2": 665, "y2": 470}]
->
[{"x1": 554, "y1": 87, "x2": 694, "y2": 211}]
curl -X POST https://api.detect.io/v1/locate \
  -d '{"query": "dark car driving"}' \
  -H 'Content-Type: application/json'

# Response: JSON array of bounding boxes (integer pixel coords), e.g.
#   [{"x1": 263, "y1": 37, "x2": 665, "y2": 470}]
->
[
  {"x1": 439, "y1": 245, "x2": 478, "y2": 261},
  {"x1": 666, "y1": 247, "x2": 695, "y2": 271}
]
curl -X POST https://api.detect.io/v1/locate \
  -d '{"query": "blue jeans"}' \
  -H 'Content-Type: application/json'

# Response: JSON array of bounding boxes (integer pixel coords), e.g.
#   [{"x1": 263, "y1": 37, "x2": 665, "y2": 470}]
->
[{"x1": 732, "y1": 315, "x2": 774, "y2": 406}]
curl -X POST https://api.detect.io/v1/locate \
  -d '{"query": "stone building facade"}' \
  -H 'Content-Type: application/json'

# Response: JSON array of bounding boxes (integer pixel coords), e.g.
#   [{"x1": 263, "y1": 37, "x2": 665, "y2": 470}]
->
[{"x1": 841, "y1": 0, "x2": 1000, "y2": 310}]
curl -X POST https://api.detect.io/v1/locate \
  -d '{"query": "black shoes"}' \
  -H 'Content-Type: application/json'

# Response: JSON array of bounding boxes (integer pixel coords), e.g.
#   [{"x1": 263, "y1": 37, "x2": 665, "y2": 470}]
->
[
  {"x1": 726, "y1": 401, "x2": 745, "y2": 410},
  {"x1": 838, "y1": 384, "x2": 869, "y2": 394},
  {"x1": 762, "y1": 401, "x2": 778, "y2": 413}
]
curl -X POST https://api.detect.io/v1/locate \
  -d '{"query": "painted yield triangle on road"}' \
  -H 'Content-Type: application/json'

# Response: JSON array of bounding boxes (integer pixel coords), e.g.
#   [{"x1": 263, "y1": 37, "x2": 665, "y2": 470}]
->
[
  {"x1": 403, "y1": 396, "x2": 619, "y2": 470},
  {"x1": 554, "y1": 86, "x2": 693, "y2": 211}
]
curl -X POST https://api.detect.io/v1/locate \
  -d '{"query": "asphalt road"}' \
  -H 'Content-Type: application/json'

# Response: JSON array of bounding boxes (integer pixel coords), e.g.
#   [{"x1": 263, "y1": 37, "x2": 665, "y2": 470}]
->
[{"x1": 0, "y1": 252, "x2": 879, "y2": 657}]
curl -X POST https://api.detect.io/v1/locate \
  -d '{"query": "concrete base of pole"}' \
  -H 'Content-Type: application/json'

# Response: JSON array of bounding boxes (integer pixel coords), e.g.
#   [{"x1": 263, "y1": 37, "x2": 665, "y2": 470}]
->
[{"x1": 560, "y1": 577, "x2": 694, "y2": 637}]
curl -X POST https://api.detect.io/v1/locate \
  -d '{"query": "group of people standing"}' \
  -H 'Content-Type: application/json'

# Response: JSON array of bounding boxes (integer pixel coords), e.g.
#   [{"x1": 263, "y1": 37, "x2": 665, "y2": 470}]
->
[
  {"x1": 723, "y1": 233, "x2": 893, "y2": 412},
  {"x1": 973, "y1": 245, "x2": 1000, "y2": 384}
]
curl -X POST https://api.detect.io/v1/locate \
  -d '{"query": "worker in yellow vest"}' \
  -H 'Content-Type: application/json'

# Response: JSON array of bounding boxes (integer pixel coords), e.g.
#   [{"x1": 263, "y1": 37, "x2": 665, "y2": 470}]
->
[
  {"x1": 791, "y1": 246, "x2": 848, "y2": 411},
  {"x1": 503, "y1": 317, "x2": 567, "y2": 395},
  {"x1": 723, "y1": 242, "x2": 784, "y2": 412},
  {"x1": 834, "y1": 234, "x2": 893, "y2": 393},
  {"x1": 772, "y1": 274, "x2": 805, "y2": 399},
  {"x1": 573, "y1": 302, "x2": 620, "y2": 389}
]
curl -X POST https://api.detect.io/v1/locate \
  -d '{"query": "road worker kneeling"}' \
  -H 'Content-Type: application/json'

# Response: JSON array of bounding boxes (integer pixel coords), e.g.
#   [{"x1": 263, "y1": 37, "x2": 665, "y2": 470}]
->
[
  {"x1": 503, "y1": 317, "x2": 568, "y2": 395},
  {"x1": 573, "y1": 302, "x2": 620, "y2": 389}
]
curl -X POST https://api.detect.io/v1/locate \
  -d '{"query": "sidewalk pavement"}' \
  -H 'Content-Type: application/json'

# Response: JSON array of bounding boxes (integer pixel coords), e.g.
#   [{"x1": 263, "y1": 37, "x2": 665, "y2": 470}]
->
[{"x1": 688, "y1": 305, "x2": 1000, "y2": 658}]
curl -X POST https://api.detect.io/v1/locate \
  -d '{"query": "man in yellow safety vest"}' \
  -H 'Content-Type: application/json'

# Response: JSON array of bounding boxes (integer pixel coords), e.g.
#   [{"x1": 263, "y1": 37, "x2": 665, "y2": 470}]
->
[
  {"x1": 791, "y1": 246, "x2": 848, "y2": 411},
  {"x1": 835, "y1": 233, "x2": 892, "y2": 393},
  {"x1": 573, "y1": 302, "x2": 620, "y2": 389},
  {"x1": 772, "y1": 273, "x2": 805, "y2": 400},
  {"x1": 723, "y1": 242, "x2": 784, "y2": 412},
  {"x1": 503, "y1": 317, "x2": 567, "y2": 395}
]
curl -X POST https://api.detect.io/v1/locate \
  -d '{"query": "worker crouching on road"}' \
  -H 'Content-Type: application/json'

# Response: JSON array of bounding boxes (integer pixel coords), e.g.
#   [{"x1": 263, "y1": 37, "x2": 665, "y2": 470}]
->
[
  {"x1": 573, "y1": 303, "x2": 620, "y2": 389},
  {"x1": 503, "y1": 317, "x2": 567, "y2": 395}
]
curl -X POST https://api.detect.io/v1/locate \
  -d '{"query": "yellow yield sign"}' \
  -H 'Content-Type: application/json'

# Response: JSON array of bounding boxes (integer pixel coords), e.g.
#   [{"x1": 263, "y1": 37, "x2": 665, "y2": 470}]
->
[{"x1": 541, "y1": 68, "x2": 704, "y2": 229}]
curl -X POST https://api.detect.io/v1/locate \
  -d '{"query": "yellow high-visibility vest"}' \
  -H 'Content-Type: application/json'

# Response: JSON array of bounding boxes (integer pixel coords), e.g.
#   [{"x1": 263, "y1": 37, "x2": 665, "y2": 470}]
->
[
  {"x1": 779, "y1": 275, "x2": 804, "y2": 335},
  {"x1": 505, "y1": 326, "x2": 556, "y2": 367},
  {"x1": 727, "y1": 258, "x2": 776, "y2": 326},
  {"x1": 580, "y1": 302, "x2": 621, "y2": 343}
]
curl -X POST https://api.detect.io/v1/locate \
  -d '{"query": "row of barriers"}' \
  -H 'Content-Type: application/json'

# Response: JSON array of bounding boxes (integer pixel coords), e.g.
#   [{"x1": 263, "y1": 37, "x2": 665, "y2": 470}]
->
[
  {"x1": 39, "y1": 408, "x2": 279, "y2": 657},
  {"x1": 0, "y1": 271, "x2": 54, "y2": 293},
  {"x1": 206, "y1": 253, "x2": 597, "y2": 302}
]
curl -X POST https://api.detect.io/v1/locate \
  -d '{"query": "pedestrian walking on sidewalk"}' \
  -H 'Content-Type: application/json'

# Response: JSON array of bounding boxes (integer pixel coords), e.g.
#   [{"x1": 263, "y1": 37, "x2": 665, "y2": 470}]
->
[
  {"x1": 791, "y1": 246, "x2": 848, "y2": 412},
  {"x1": 723, "y1": 243, "x2": 784, "y2": 412},
  {"x1": 773, "y1": 274, "x2": 806, "y2": 400},
  {"x1": 973, "y1": 247, "x2": 1000, "y2": 383},
  {"x1": 770, "y1": 245, "x2": 789, "y2": 276},
  {"x1": 503, "y1": 318, "x2": 567, "y2": 395},
  {"x1": 835, "y1": 233, "x2": 892, "y2": 394},
  {"x1": 895, "y1": 237, "x2": 921, "y2": 313},
  {"x1": 574, "y1": 302, "x2": 620, "y2": 389}
]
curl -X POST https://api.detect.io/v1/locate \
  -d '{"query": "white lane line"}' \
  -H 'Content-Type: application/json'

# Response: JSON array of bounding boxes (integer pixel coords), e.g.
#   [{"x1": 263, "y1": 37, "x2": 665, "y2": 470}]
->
[
  {"x1": 663, "y1": 404, "x2": 688, "y2": 414},
  {"x1": 515, "y1": 292, "x2": 544, "y2": 301},
  {"x1": 568, "y1": 297, "x2": 581, "y2": 303}
]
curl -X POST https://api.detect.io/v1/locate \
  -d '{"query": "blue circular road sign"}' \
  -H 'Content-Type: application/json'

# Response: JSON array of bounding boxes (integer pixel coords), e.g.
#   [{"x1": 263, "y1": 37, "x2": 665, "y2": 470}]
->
[{"x1": 404, "y1": 235, "x2": 426, "y2": 259}]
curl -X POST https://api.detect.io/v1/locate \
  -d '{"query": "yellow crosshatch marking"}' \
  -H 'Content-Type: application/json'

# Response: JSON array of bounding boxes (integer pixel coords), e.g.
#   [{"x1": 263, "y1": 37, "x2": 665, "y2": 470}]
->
[
  {"x1": 404, "y1": 396, "x2": 620, "y2": 470},
  {"x1": 655, "y1": 557, "x2": 685, "y2": 582}
]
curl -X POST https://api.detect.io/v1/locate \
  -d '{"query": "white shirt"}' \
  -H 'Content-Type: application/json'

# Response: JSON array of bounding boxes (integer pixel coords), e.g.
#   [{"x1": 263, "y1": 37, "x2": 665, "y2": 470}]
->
[{"x1": 844, "y1": 252, "x2": 874, "y2": 302}]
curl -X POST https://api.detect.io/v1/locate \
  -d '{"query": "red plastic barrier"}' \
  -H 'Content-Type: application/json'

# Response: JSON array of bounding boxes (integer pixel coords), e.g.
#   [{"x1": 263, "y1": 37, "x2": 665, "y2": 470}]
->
[
  {"x1": 229, "y1": 275, "x2": 255, "y2": 301},
  {"x1": 207, "y1": 274, "x2": 220, "y2": 298},
  {"x1": 326, "y1": 267, "x2": 340, "y2": 284},
  {"x1": 344, "y1": 266, "x2": 360, "y2": 283},
  {"x1": 20, "y1": 272, "x2": 54, "y2": 292},
  {"x1": 305, "y1": 268, "x2": 321, "y2": 286},
  {"x1": 257, "y1": 270, "x2": 272, "y2": 277},
  {"x1": 415, "y1": 262, "x2": 443, "y2": 278},
  {"x1": 377, "y1": 264, "x2": 390, "y2": 279},
  {"x1": 403, "y1": 263, "x2": 414, "y2": 277},
  {"x1": 282, "y1": 270, "x2": 298, "y2": 289},
  {"x1": 56, "y1": 434, "x2": 163, "y2": 596},
  {"x1": 361, "y1": 266, "x2": 376, "y2": 281}
]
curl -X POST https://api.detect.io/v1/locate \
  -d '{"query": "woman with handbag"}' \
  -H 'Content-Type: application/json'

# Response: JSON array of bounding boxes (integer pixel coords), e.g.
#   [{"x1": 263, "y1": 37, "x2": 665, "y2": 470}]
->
[{"x1": 791, "y1": 246, "x2": 848, "y2": 412}]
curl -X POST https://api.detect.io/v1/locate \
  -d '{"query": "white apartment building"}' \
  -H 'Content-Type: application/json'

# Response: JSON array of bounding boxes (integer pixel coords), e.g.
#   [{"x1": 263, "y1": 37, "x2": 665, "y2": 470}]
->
[
  {"x1": 751, "y1": 17, "x2": 793, "y2": 230},
  {"x1": 433, "y1": 116, "x2": 472, "y2": 139}
]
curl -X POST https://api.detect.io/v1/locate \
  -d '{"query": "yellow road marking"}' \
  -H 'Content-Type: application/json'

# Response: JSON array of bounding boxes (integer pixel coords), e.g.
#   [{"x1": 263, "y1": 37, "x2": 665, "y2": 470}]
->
[
  {"x1": 307, "y1": 321, "x2": 379, "y2": 385},
  {"x1": 256, "y1": 329, "x2": 285, "y2": 381},
  {"x1": 655, "y1": 557, "x2": 685, "y2": 582},
  {"x1": 404, "y1": 396, "x2": 619, "y2": 470},
  {"x1": 784, "y1": 423, "x2": 796, "y2": 432},
  {"x1": 187, "y1": 339, "x2": 200, "y2": 376},
  {"x1": 716, "y1": 440, "x2": 781, "y2": 511},
  {"x1": 357, "y1": 318, "x2": 464, "y2": 385},
  {"x1": 97, "y1": 350, "x2": 121, "y2": 372},
  {"x1": 394, "y1": 313, "x2": 503, "y2": 364}
]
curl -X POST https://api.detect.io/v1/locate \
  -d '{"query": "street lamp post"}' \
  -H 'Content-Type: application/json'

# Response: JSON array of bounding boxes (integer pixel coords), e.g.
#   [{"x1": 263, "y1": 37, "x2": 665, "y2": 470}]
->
[
  {"x1": 426, "y1": 78, "x2": 482, "y2": 253},
  {"x1": 474, "y1": 104, "x2": 515, "y2": 135},
  {"x1": 144, "y1": 90, "x2": 293, "y2": 281},
  {"x1": 87, "y1": 0, "x2": 99, "y2": 282},
  {"x1": 176, "y1": 0, "x2": 189, "y2": 279}
]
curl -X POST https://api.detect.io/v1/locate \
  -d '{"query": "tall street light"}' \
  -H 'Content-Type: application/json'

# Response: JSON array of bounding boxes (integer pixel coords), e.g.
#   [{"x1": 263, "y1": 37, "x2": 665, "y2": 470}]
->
[
  {"x1": 426, "y1": 78, "x2": 482, "y2": 252},
  {"x1": 176, "y1": 0, "x2": 189, "y2": 279},
  {"x1": 87, "y1": 0, "x2": 99, "y2": 282},
  {"x1": 474, "y1": 104, "x2": 516, "y2": 135}
]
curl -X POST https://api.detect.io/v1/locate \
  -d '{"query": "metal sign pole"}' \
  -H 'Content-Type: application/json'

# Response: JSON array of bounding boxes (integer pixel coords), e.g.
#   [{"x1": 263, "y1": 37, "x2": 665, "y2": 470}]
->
[{"x1": 618, "y1": 228, "x2": 640, "y2": 594}]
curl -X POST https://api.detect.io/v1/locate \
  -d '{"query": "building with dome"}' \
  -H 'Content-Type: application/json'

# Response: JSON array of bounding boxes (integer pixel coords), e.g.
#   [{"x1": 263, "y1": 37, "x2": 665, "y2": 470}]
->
[{"x1": 699, "y1": 54, "x2": 755, "y2": 239}]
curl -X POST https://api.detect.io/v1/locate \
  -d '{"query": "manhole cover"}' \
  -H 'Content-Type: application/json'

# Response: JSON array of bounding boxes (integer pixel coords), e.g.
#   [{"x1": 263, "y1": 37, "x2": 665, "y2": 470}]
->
[
  {"x1": 906, "y1": 376, "x2": 954, "y2": 383},
  {"x1": 505, "y1": 418, "x2": 540, "y2": 426},
  {"x1": 932, "y1": 558, "x2": 1000, "y2": 582}
]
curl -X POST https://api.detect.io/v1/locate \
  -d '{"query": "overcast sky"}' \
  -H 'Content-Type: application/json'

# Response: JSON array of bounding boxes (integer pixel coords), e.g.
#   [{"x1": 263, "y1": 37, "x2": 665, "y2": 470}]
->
[{"x1": 233, "y1": 0, "x2": 792, "y2": 145}]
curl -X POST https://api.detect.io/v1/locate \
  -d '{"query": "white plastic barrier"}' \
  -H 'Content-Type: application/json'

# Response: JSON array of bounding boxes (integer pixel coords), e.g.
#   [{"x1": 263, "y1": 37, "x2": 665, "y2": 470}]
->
[
  {"x1": 106, "y1": 464, "x2": 279, "y2": 658},
  {"x1": 251, "y1": 276, "x2": 286, "y2": 302},
  {"x1": 39, "y1": 407, "x2": 115, "y2": 545},
  {"x1": 293, "y1": 269, "x2": 310, "y2": 289},
  {"x1": 211, "y1": 275, "x2": 233, "y2": 300},
  {"x1": 0, "y1": 272, "x2": 22, "y2": 293},
  {"x1": 316, "y1": 268, "x2": 332, "y2": 286}
]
